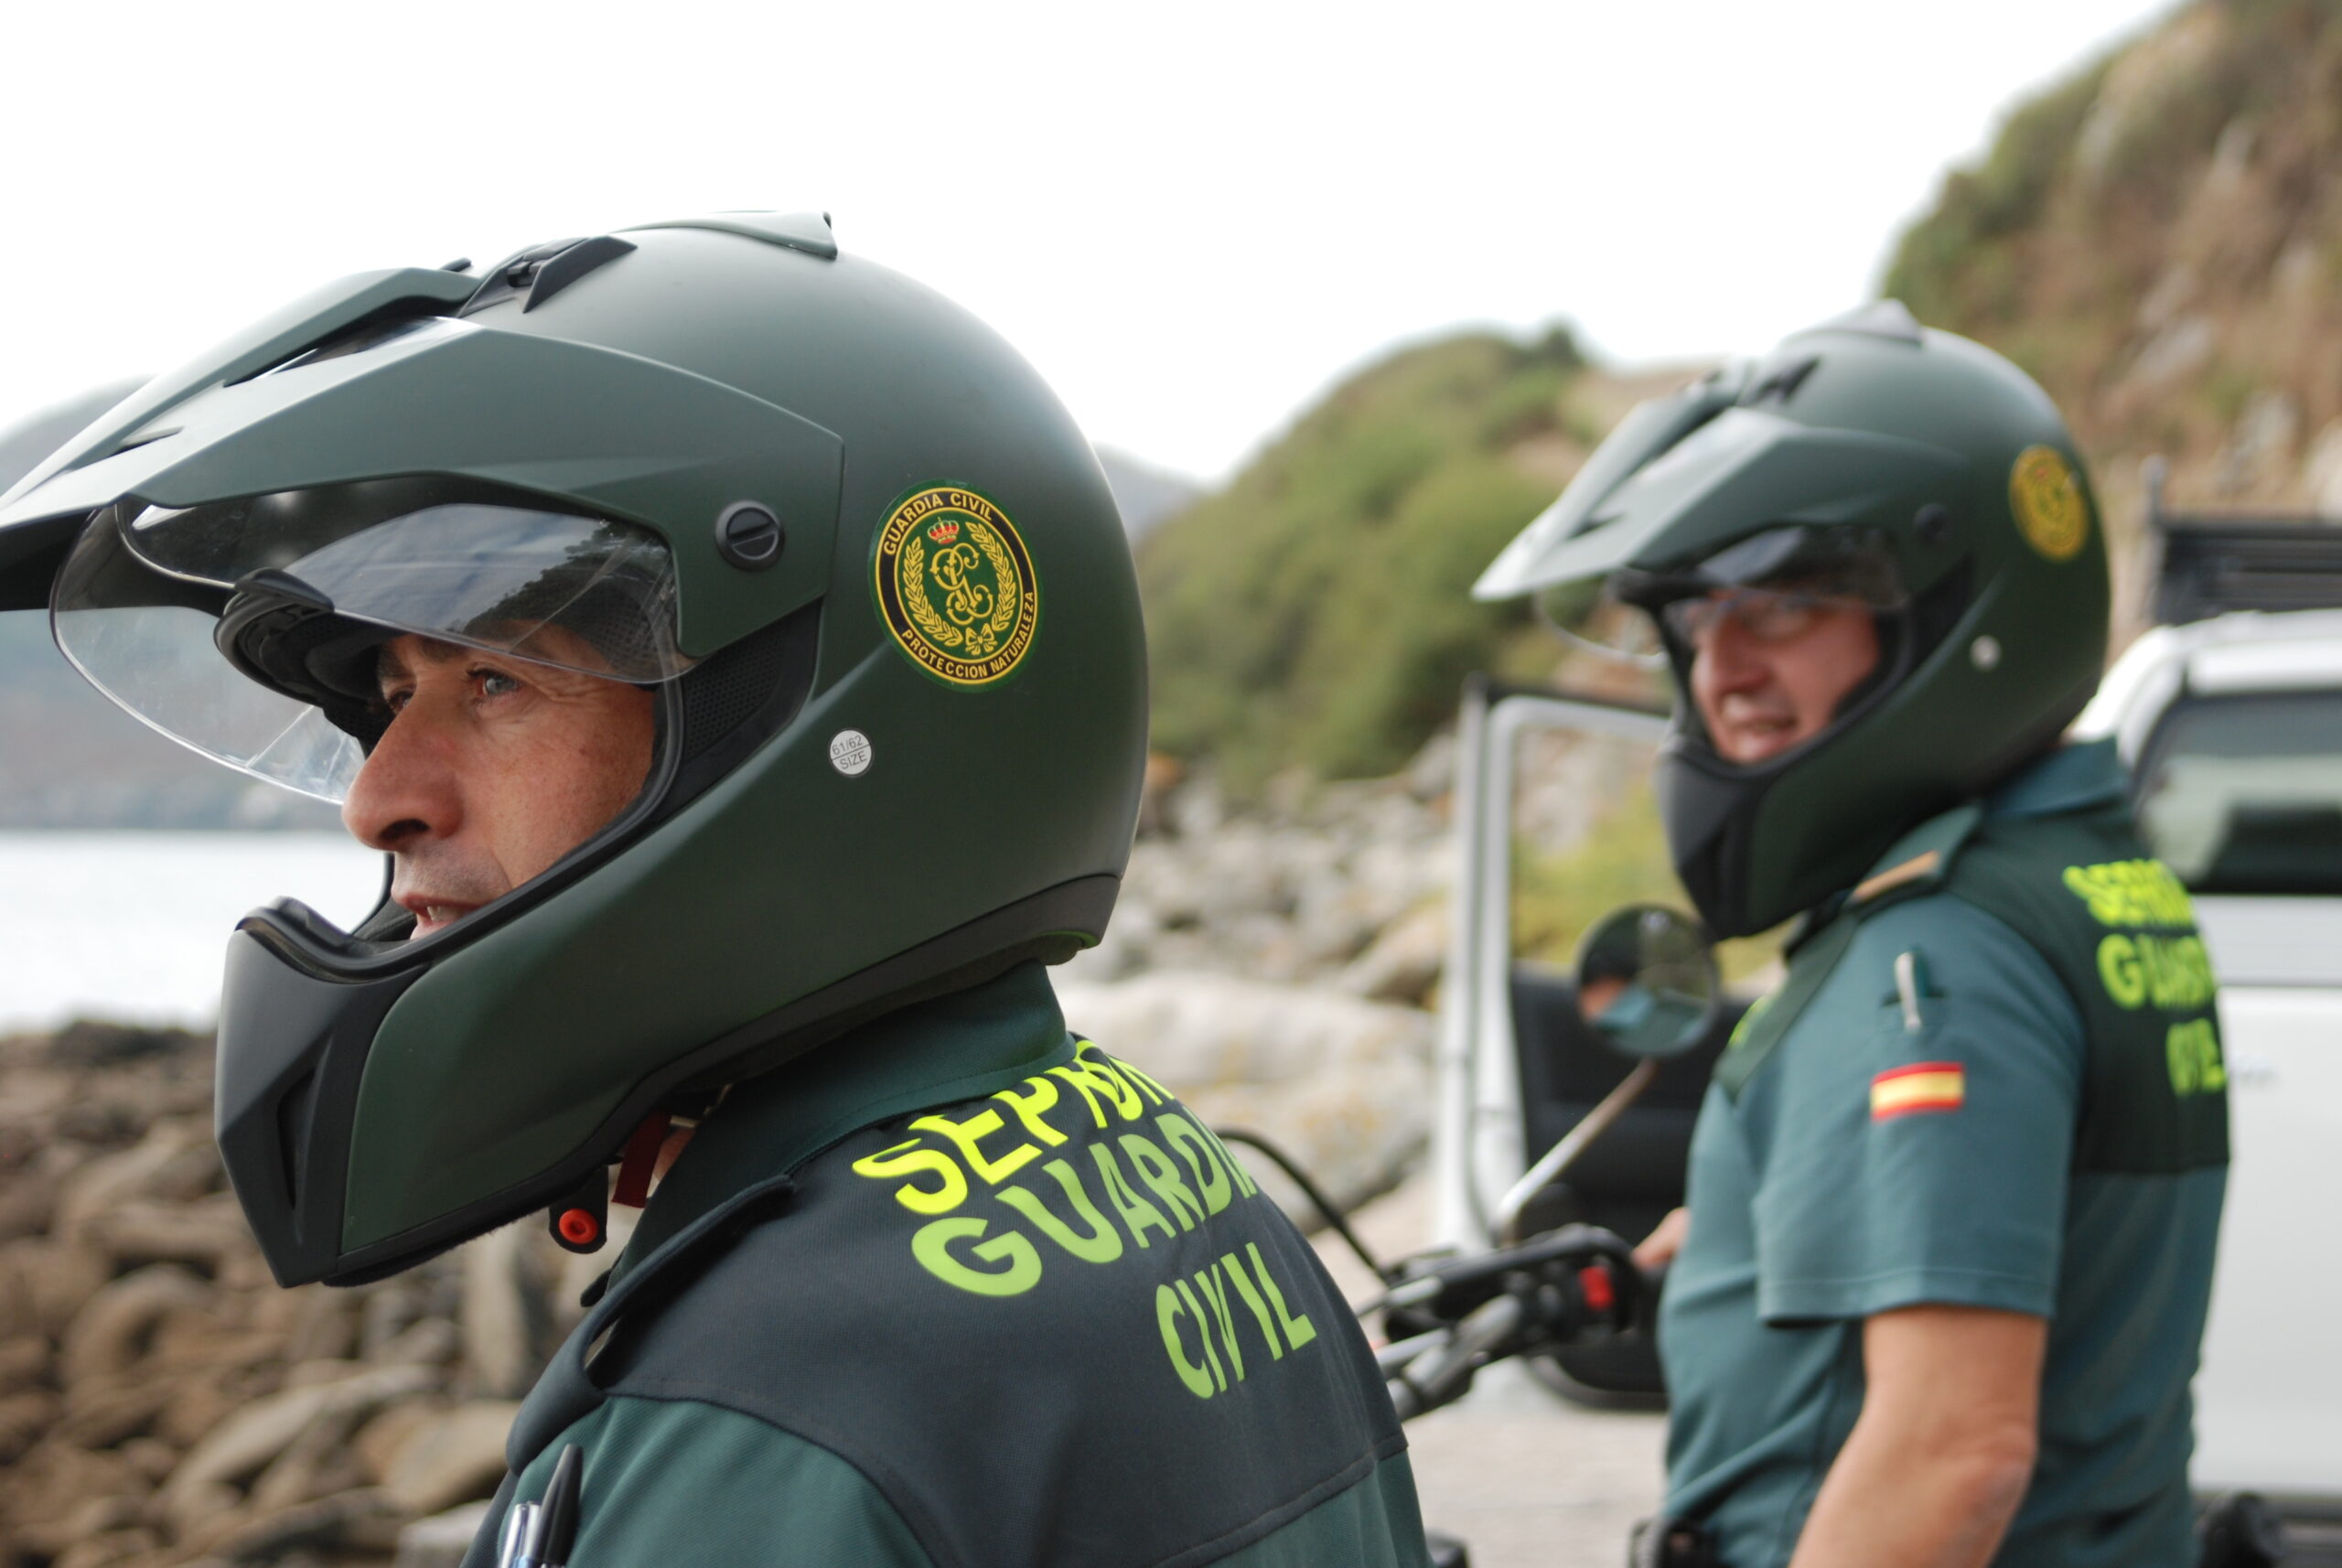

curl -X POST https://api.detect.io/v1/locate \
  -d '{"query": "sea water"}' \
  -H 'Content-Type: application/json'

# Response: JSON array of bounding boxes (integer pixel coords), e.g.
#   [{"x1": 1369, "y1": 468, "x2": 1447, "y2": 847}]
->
[{"x1": 0, "y1": 832, "x2": 384, "y2": 1031}]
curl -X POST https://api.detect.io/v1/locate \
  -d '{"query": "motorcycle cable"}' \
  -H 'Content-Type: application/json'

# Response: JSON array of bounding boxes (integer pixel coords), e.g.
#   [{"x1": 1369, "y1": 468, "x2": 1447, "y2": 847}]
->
[{"x1": 1212, "y1": 1126, "x2": 1395, "y2": 1284}]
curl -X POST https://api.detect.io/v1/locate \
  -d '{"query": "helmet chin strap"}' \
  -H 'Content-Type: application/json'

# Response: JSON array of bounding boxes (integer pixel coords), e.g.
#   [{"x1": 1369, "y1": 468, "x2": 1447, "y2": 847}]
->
[{"x1": 610, "y1": 1112, "x2": 673, "y2": 1208}]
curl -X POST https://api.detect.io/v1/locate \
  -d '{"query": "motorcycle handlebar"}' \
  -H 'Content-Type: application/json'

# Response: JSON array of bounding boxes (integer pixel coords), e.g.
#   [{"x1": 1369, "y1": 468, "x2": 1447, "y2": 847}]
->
[{"x1": 1373, "y1": 1223, "x2": 1647, "y2": 1422}]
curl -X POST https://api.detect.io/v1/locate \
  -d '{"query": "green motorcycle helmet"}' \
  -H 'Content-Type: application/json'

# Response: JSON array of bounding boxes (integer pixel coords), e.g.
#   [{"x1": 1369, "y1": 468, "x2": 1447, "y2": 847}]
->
[
  {"x1": 0, "y1": 214, "x2": 1148, "y2": 1286},
  {"x1": 1476, "y1": 302, "x2": 2107, "y2": 939}
]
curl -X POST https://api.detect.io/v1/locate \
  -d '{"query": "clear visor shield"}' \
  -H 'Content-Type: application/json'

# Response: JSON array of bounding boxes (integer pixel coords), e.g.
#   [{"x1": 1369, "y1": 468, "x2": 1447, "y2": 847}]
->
[
  {"x1": 1535, "y1": 525, "x2": 1907, "y2": 666},
  {"x1": 50, "y1": 489, "x2": 691, "y2": 801}
]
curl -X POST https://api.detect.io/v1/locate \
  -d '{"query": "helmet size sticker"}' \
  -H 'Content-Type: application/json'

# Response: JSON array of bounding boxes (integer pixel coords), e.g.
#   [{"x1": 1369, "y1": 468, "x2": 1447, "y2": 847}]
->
[
  {"x1": 2009, "y1": 446, "x2": 2090, "y2": 562},
  {"x1": 874, "y1": 487, "x2": 1040, "y2": 686}
]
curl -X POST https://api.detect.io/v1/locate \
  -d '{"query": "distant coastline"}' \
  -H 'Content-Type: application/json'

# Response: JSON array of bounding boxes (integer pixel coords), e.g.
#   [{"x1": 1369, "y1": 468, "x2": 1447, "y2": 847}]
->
[{"x1": 0, "y1": 830, "x2": 382, "y2": 1031}]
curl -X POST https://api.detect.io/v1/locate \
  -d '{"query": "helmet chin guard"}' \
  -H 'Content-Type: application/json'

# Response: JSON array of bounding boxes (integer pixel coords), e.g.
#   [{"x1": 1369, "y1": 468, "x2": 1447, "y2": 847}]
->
[{"x1": 0, "y1": 217, "x2": 1148, "y2": 1285}]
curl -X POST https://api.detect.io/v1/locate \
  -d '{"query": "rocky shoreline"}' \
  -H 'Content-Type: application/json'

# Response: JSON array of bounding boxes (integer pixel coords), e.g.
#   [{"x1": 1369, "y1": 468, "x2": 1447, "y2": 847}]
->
[
  {"x1": 0, "y1": 756, "x2": 1493, "y2": 1567},
  {"x1": 0, "y1": 1023, "x2": 545, "y2": 1568}
]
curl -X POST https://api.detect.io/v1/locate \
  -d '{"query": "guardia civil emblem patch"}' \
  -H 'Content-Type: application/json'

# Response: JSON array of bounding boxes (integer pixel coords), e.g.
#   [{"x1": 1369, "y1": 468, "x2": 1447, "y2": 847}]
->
[
  {"x1": 2009, "y1": 446, "x2": 2090, "y2": 563},
  {"x1": 873, "y1": 487, "x2": 1040, "y2": 686}
]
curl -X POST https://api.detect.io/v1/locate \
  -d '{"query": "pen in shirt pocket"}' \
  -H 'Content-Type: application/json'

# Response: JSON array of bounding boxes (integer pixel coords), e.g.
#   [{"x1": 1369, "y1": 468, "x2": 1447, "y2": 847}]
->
[
  {"x1": 1893, "y1": 948, "x2": 1931, "y2": 1033},
  {"x1": 500, "y1": 1444, "x2": 584, "y2": 1568}
]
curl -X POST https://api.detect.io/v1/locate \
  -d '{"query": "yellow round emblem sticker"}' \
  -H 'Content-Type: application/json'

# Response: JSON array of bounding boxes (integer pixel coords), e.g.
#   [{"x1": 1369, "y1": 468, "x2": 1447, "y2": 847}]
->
[
  {"x1": 2009, "y1": 446, "x2": 2090, "y2": 562},
  {"x1": 873, "y1": 487, "x2": 1039, "y2": 686}
]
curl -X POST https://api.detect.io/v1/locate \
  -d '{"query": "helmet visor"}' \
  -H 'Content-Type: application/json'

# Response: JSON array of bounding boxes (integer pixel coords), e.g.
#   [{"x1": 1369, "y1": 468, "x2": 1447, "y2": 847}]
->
[
  {"x1": 1540, "y1": 523, "x2": 1907, "y2": 664},
  {"x1": 1532, "y1": 576, "x2": 1669, "y2": 667},
  {"x1": 51, "y1": 485, "x2": 692, "y2": 801}
]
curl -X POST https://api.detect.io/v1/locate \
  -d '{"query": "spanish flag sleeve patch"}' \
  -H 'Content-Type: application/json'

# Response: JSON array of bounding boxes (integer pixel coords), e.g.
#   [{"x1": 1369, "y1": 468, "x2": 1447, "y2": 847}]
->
[{"x1": 1871, "y1": 1061, "x2": 1966, "y2": 1121}]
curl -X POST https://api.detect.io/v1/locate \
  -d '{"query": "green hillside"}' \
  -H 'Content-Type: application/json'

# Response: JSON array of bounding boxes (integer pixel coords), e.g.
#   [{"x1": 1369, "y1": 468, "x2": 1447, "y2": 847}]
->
[
  {"x1": 1885, "y1": 0, "x2": 2342, "y2": 547},
  {"x1": 1138, "y1": 328, "x2": 1601, "y2": 786}
]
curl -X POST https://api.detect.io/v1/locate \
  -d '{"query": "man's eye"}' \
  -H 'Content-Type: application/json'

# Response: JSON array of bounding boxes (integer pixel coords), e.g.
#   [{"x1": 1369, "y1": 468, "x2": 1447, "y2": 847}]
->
[
  {"x1": 478, "y1": 670, "x2": 524, "y2": 698},
  {"x1": 383, "y1": 689, "x2": 413, "y2": 714}
]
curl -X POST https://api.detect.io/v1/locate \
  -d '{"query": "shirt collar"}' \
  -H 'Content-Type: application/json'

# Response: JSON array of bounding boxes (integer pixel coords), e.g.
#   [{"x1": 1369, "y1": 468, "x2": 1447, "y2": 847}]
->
[
  {"x1": 615, "y1": 960, "x2": 1075, "y2": 1275},
  {"x1": 1985, "y1": 737, "x2": 2128, "y2": 820}
]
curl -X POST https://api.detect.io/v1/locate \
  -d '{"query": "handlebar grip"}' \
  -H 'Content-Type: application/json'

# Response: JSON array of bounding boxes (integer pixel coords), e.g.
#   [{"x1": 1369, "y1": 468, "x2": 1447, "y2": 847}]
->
[{"x1": 1389, "y1": 1293, "x2": 1525, "y2": 1421}]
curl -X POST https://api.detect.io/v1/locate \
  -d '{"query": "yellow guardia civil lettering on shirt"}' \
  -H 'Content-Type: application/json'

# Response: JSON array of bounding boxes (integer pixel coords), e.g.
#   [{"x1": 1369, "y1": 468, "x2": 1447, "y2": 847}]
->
[
  {"x1": 848, "y1": 1041, "x2": 1323, "y2": 1399},
  {"x1": 2064, "y1": 857, "x2": 2215, "y2": 1012},
  {"x1": 2061, "y1": 858, "x2": 2226, "y2": 1096}
]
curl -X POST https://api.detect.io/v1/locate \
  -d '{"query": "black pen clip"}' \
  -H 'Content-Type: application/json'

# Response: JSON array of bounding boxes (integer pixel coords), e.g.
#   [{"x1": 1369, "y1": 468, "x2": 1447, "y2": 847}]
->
[{"x1": 534, "y1": 1443, "x2": 585, "y2": 1568}]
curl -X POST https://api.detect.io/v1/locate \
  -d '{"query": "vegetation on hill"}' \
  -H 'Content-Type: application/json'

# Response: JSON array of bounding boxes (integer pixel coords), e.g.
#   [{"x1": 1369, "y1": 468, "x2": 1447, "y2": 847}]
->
[
  {"x1": 1885, "y1": 0, "x2": 2342, "y2": 549},
  {"x1": 1138, "y1": 328, "x2": 1605, "y2": 787}
]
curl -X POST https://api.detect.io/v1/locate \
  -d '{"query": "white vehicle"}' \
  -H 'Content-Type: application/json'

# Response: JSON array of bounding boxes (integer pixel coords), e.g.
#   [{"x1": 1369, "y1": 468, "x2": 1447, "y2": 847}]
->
[
  {"x1": 1429, "y1": 501, "x2": 2342, "y2": 1542},
  {"x1": 2076, "y1": 504, "x2": 2342, "y2": 1527}
]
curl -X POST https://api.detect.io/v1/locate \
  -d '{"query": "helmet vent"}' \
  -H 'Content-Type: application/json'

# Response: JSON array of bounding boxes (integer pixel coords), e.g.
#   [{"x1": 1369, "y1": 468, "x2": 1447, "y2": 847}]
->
[
  {"x1": 274, "y1": 1069, "x2": 317, "y2": 1210},
  {"x1": 458, "y1": 235, "x2": 639, "y2": 316},
  {"x1": 1742, "y1": 356, "x2": 1819, "y2": 406},
  {"x1": 1797, "y1": 298, "x2": 1924, "y2": 346},
  {"x1": 680, "y1": 621, "x2": 793, "y2": 760},
  {"x1": 658, "y1": 603, "x2": 822, "y2": 817}
]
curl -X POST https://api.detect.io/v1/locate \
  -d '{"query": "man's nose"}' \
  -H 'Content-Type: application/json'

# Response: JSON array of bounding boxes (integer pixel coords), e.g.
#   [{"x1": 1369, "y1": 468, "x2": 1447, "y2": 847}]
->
[
  {"x1": 1693, "y1": 612, "x2": 1768, "y2": 691},
  {"x1": 340, "y1": 712, "x2": 461, "y2": 850}
]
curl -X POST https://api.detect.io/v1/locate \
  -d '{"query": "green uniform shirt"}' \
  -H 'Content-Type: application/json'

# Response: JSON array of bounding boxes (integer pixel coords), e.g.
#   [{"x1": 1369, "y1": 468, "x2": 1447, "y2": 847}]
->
[
  {"x1": 465, "y1": 961, "x2": 1432, "y2": 1568},
  {"x1": 1659, "y1": 742, "x2": 2228, "y2": 1568}
]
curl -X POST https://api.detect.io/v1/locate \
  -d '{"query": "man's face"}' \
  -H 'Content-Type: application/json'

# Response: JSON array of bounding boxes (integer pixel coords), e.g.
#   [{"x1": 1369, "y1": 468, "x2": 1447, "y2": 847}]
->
[
  {"x1": 1681, "y1": 588, "x2": 1881, "y2": 766},
  {"x1": 341, "y1": 632, "x2": 656, "y2": 940}
]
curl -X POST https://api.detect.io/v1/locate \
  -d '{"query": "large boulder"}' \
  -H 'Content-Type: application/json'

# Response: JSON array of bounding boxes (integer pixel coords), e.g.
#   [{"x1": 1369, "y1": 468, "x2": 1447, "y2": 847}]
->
[{"x1": 1058, "y1": 972, "x2": 1434, "y2": 1220}]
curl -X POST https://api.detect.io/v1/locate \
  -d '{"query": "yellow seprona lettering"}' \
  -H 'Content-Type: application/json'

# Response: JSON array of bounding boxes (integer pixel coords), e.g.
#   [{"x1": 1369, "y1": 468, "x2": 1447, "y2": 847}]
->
[
  {"x1": 2062, "y1": 860, "x2": 2197, "y2": 929},
  {"x1": 851, "y1": 1040, "x2": 1287, "y2": 1321},
  {"x1": 911, "y1": 1217, "x2": 1043, "y2": 1297},
  {"x1": 910, "y1": 1107, "x2": 1041, "y2": 1185},
  {"x1": 1112, "y1": 1054, "x2": 1176, "y2": 1105},
  {"x1": 2165, "y1": 1016, "x2": 2227, "y2": 1097},
  {"x1": 2095, "y1": 932, "x2": 2215, "y2": 1012},
  {"x1": 1049, "y1": 1055, "x2": 1141, "y2": 1128},
  {"x1": 851, "y1": 1140, "x2": 969, "y2": 1215},
  {"x1": 993, "y1": 1078, "x2": 1069, "y2": 1146}
]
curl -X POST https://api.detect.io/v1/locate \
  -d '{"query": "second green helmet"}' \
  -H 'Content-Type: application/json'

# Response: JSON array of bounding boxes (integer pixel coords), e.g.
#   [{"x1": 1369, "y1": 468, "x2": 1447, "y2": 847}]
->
[{"x1": 1477, "y1": 302, "x2": 2109, "y2": 938}]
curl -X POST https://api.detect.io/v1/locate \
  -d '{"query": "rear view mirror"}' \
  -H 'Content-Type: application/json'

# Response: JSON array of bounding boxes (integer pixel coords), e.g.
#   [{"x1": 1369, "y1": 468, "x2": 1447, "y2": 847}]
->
[{"x1": 1574, "y1": 904, "x2": 1716, "y2": 1059}]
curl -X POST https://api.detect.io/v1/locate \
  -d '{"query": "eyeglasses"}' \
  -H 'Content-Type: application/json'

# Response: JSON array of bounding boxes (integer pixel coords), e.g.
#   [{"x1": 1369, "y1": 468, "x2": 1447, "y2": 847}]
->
[{"x1": 1660, "y1": 585, "x2": 1877, "y2": 647}]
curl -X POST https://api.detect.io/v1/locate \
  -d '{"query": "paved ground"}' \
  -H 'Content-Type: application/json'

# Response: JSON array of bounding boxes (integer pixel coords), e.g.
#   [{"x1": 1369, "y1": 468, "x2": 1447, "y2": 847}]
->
[{"x1": 1310, "y1": 1175, "x2": 1665, "y2": 1568}]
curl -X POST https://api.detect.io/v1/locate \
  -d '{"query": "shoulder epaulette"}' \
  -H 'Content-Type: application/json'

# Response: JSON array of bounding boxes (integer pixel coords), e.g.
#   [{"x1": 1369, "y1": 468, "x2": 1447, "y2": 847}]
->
[{"x1": 1846, "y1": 803, "x2": 1983, "y2": 915}]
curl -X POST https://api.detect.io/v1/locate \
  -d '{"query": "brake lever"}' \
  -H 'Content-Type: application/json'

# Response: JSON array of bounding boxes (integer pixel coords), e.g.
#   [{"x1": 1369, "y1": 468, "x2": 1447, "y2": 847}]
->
[{"x1": 1376, "y1": 1223, "x2": 1643, "y2": 1338}]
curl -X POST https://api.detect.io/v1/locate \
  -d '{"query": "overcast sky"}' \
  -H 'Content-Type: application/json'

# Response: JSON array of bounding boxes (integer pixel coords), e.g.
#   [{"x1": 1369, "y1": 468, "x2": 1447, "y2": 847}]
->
[{"x1": 3, "y1": 1, "x2": 2172, "y2": 482}]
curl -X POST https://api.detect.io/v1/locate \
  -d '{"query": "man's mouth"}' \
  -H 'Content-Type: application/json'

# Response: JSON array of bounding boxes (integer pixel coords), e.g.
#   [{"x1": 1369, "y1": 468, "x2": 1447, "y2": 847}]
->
[
  {"x1": 1714, "y1": 703, "x2": 1803, "y2": 763},
  {"x1": 400, "y1": 897, "x2": 479, "y2": 939}
]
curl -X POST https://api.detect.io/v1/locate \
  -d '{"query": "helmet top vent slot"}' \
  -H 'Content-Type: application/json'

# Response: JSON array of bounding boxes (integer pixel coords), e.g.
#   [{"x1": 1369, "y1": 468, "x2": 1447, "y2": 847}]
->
[
  {"x1": 522, "y1": 236, "x2": 638, "y2": 313},
  {"x1": 459, "y1": 234, "x2": 639, "y2": 316}
]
